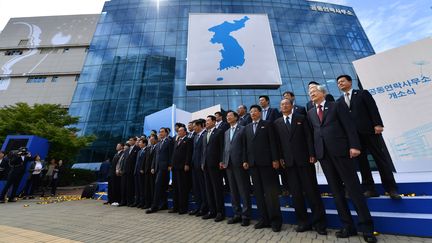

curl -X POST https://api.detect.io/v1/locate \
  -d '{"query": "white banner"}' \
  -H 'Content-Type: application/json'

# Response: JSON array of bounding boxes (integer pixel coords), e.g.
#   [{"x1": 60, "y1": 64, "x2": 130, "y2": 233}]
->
[
  {"x1": 186, "y1": 13, "x2": 281, "y2": 88},
  {"x1": 353, "y1": 37, "x2": 432, "y2": 173}
]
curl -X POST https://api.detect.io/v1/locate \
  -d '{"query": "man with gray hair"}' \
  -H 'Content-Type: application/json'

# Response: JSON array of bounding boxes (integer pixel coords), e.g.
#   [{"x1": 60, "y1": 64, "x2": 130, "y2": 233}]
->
[{"x1": 307, "y1": 85, "x2": 377, "y2": 243}]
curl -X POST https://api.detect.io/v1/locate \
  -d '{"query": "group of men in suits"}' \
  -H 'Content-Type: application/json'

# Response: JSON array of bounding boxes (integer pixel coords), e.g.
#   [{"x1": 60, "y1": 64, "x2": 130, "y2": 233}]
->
[{"x1": 105, "y1": 75, "x2": 401, "y2": 242}]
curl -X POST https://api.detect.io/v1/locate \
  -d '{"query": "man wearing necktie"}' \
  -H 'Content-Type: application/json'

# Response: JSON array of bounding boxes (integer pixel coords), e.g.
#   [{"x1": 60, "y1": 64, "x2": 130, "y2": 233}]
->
[
  {"x1": 274, "y1": 99, "x2": 327, "y2": 235},
  {"x1": 222, "y1": 110, "x2": 251, "y2": 226},
  {"x1": 143, "y1": 134, "x2": 158, "y2": 209},
  {"x1": 133, "y1": 138, "x2": 148, "y2": 208},
  {"x1": 189, "y1": 119, "x2": 208, "y2": 216},
  {"x1": 170, "y1": 127, "x2": 192, "y2": 214},
  {"x1": 337, "y1": 74, "x2": 400, "y2": 200},
  {"x1": 307, "y1": 85, "x2": 377, "y2": 243},
  {"x1": 259, "y1": 95, "x2": 281, "y2": 122},
  {"x1": 146, "y1": 128, "x2": 173, "y2": 214},
  {"x1": 201, "y1": 115, "x2": 225, "y2": 222},
  {"x1": 243, "y1": 105, "x2": 282, "y2": 232}
]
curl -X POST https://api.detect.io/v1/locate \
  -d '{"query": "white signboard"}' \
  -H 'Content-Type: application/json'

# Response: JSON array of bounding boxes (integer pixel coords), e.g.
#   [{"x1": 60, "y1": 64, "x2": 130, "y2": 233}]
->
[
  {"x1": 186, "y1": 13, "x2": 282, "y2": 88},
  {"x1": 353, "y1": 37, "x2": 432, "y2": 173}
]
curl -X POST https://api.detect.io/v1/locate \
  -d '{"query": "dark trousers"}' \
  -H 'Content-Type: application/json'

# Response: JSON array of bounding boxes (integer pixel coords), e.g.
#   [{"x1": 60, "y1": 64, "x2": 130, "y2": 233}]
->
[
  {"x1": 50, "y1": 178, "x2": 59, "y2": 195},
  {"x1": 144, "y1": 172, "x2": 154, "y2": 208},
  {"x1": 250, "y1": 166, "x2": 282, "y2": 227},
  {"x1": 134, "y1": 173, "x2": 145, "y2": 205},
  {"x1": 357, "y1": 133, "x2": 398, "y2": 193},
  {"x1": 24, "y1": 174, "x2": 41, "y2": 196},
  {"x1": 0, "y1": 169, "x2": 24, "y2": 200},
  {"x1": 285, "y1": 164, "x2": 326, "y2": 229},
  {"x1": 204, "y1": 167, "x2": 225, "y2": 215},
  {"x1": 151, "y1": 170, "x2": 168, "y2": 210},
  {"x1": 226, "y1": 165, "x2": 251, "y2": 220},
  {"x1": 320, "y1": 149, "x2": 374, "y2": 233},
  {"x1": 192, "y1": 167, "x2": 208, "y2": 213},
  {"x1": 172, "y1": 169, "x2": 189, "y2": 212},
  {"x1": 120, "y1": 175, "x2": 128, "y2": 205},
  {"x1": 108, "y1": 175, "x2": 121, "y2": 203}
]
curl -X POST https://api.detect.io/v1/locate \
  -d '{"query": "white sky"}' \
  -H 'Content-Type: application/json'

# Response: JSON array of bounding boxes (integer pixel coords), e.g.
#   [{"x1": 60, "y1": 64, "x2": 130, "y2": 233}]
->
[{"x1": 0, "y1": 0, "x2": 106, "y2": 31}]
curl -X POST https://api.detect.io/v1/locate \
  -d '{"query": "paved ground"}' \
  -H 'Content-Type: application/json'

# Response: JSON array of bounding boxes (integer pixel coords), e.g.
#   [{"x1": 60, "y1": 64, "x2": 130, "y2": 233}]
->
[{"x1": 0, "y1": 198, "x2": 431, "y2": 243}]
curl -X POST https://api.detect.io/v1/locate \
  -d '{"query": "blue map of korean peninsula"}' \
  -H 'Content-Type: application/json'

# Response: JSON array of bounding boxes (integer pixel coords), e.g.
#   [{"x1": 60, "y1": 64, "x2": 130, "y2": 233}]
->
[{"x1": 208, "y1": 16, "x2": 250, "y2": 71}]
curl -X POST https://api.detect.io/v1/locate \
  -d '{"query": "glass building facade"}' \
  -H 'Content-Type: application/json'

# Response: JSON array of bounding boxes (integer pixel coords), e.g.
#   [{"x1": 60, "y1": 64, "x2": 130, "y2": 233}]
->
[{"x1": 69, "y1": 0, "x2": 375, "y2": 161}]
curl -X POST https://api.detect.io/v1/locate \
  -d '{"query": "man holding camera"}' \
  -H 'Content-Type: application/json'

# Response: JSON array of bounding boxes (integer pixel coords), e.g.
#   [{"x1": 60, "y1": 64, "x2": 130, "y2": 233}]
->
[{"x1": 0, "y1": 147, "x2": 33, "y2": 203}]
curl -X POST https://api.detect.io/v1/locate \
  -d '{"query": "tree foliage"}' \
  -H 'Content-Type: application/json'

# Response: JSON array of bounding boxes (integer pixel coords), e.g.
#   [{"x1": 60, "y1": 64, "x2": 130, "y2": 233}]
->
[{"x1": 0, "y1": 103, "x2": 95, "y2": 162}]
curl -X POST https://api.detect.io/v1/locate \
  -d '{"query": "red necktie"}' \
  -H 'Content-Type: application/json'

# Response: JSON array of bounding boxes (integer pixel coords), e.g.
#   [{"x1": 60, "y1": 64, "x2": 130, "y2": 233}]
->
[{"x1": 318, "y1": 105, "x2": 324, "y2": 122}]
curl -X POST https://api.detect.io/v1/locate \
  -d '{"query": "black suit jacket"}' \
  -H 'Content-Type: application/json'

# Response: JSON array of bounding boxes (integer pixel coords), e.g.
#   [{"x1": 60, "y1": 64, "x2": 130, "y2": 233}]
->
[
  {"x1": 238, "y1": 113, "x2": 252, "y2": 126},
  {"x1": 293, "y1": 105, "x2": 307, "y2": 116},
  {"x1": 135, "y1": 148, "x2": 146, "y2": 175},
  {"x1": 152, "y1": 138, "x2": 174, "y2": 172},
  {"x1": 202, "y1": 128, "x2": 224, "y2": 168},
  {"x1": 223, "y1": 125, "x2": 245, "y2": 167},
  {"x1": 337, "y1": 89, "x2": 384, "y2": 134},
  {"x1": 306, "y1": 94, "x2": 335, "y2": 111},
  {"x1": 109, "y1": 151, "x2": 123, "y2": 176},
  {"x1": 274, "y1": 114, "x2": 315, "y2": 167},
  {"x1": 144, "y1": 145, "x2": 156, "y2": 173},
  {"x1": 307, "y1": 101, "x2": 361, "y2": 160},
  {"x1": 262, "y1": 107, "x2": 282, "y2": 122},
  {"x1": 243, "y1": 120, "x2": 279, "y2": 167},
  {"x1": 124, "y1": 145, "x2": 140, "y2": 175},
  {"x1": 191, "y1": 132, "x2": 204, "y2": 170},
  {"x1": 216, "y1": 121, "x2": 230, "y2": 132},
  {"x1": 171, "y1": 136, "x2": 192, "y2": 170}
]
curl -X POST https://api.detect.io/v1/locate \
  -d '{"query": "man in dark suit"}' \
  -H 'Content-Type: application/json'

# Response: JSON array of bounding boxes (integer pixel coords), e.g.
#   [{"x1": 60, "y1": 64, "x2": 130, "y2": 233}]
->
[
  {"x1": 237, "y1": 105, "x2": 252, "y2": 126},
  {"x1": 244, "y1": 105, "x2": 282, "y2": 232},
  {"x1": 0, "y1": 147, "x2": 32, "y2": 203},
  {"x1": 215, "y1": 111, "x2": 230, "y2": 132},
  {"x1": 170, "y1": 126, "x2": 193, "y2": 214},
  {"x1": 274, "y1": 99, "x2": 327, "y2": 235},
  {"x1": 146, "y1": 128, "x2": 173, "y2": 213},
  {"x1": 305, "y1": 81, "x2": 335, "y2": 111},
  {"x1": 222, "y1": 110, "x2": 251, "y2": 226},
  {"x1": 118, "y1": 143, "x2": 129, "y2": 206},
  {"x1": 0, "y1": 151, "x2": 10, "y2": 180},
  {"x1": 307, "y1": 85, "x2": 377, "y2": 243},
  {"x1": 189, "y1": 119, "x2": 208, "y2": 216},
  {"x1": 201, "y1": 115, "x2": 225, "y2": 222},
  {"x1": 143, "y1": 134, "x2": 158, "y2": 209},
  {"x1": 123, "y1": 137, "x2": 140, "y2": 207},
  {"x1": 133, "y1": 138, "x2": 148, "y2": 208},
  {"x1": 337, "y1": 74, "x2": 400, "y2": 199},
  {"x1": 259, "y1": 95, "x2": 281, "y2": 122},
  {"x1": 283, "y1": 91, "x2": 307, "y2": 115},
  {"x1": 107, "y1": 143, "x2": 123, "y2": 205}
]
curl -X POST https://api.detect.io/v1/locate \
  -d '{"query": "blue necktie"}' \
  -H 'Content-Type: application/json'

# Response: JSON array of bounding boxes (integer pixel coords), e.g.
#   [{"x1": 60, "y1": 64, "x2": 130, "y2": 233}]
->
[{"x1": 230, "y1": 127, "x2": 235, "y2": 141}]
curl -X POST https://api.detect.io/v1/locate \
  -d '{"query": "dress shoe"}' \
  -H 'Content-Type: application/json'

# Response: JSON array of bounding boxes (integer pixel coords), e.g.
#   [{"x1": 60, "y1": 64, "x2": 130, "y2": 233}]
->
[
  {"x1": 118, "y1": 203, "x2": 126, "y2": 207},
  {"x1": 103, "y1": 202, "x2": 110, "y2": 205},
  {"x1": 241, "y1": 219, "x2": 250, "y2": 227},
  {"x1": 271, "y1": 224, "x2": 281, "y2": 232},
  {"x1": 389, "y1": 191, "x2": 402, "y2": 200},
  {"x1": 254, "y1": 221, "x2": 270, "y2": 229},
  {"x1": 227, "y1": 216, "x2": 241, "y2": 224},
  {"x1": 196, "y1": 211, "x2": 206, "y2": 217},
  {"x1": 363, "y1": 233, "x2": 378, "y2": 243},
  {"x1": 178, "y1": 211, "x2": 188, "y2": 215},
  {"x1": 295, "y1": 225, "x2": 312, "y2": 232},
  {"x1": 335, "y1": 228, "x2": 358, "y2": 238},
  {"x1": 364, "y1": 190, "x2": 379, "y2": 198},
  {"x1": 168, "y1": 209, "x2": 178, "y2": 213},
  {"x1": 202, "y1": 213, "x2": 216, "y2": 220},
  {"x1": 145, "y1": 208, "x2": 158, "y2": 214},
  {"x1": 214, "y1": 213, "x2": 225, "y2": 222},
  {"x1": 8, "y1": 198, "x2": 17, "y2": 202},
  {"x1": 128, "y1": 203, "x2": 137, "y2": 207},
  {"x1": 189, "y1": 209, "x2": 199, "y2": 215},
  {"x1": 315, "y1": 228, "x2": 328, "y2": 235}
]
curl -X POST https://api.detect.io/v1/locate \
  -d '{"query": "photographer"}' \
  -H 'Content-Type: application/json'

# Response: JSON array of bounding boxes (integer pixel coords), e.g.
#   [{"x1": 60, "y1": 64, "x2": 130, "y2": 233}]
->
[{"x1": 0, "y1": 147, "x2": 33, "y2": 203}]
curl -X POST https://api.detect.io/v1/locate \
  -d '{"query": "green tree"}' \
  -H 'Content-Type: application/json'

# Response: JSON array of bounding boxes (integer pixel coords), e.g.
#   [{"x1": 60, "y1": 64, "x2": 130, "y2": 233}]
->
[{"x1": 0, "y1": 103, "x2": 95, "y2": 162}]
